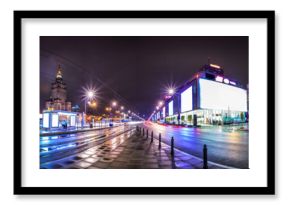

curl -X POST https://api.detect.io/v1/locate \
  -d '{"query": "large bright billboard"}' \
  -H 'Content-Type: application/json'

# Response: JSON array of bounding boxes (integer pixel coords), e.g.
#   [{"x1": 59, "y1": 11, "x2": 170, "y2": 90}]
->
[
  {"x1": 43, "y1": 113, "x2": 49, "y2": 128},
  {"x1": 181, "y1": 86, "x2": 193, "y2": 113},
  {"x1": 168, "y1": 100, "x2": 173, "y2": 116},
  {"x1": 52, "y1": 114, "x2": 59, "y2": 127},
  {"x1": 199, "y1": 78, "x2": 247, "y2": 112},
  {"x1": 70, "y1": 115, "x2": 76, "y2": 126}
]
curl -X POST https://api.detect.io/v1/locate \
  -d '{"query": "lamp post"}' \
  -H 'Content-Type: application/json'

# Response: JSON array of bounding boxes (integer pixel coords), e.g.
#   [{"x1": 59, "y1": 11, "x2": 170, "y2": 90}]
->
[{"x1": 85, "y1": 90, "x2": 94, "y2": 114}]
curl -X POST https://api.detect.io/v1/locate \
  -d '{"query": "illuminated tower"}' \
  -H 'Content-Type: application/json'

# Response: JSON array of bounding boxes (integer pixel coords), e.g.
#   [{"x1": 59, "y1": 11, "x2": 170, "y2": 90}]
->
[{"x1": 45, "y1": 65, "x2": 72, "y2": 111}]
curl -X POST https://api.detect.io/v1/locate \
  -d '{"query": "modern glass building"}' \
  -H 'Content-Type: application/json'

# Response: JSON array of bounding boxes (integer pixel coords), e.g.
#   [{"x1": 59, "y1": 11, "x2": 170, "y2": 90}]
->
[{"x1": 152, "y1": 64, "x2": 248, "y2": 126}]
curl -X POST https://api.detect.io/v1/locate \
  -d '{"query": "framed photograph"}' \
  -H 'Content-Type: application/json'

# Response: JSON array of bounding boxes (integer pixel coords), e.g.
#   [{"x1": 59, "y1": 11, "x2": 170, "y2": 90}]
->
[{"x1": 14, "y1": 10, "x2": 275, "y2": 195}]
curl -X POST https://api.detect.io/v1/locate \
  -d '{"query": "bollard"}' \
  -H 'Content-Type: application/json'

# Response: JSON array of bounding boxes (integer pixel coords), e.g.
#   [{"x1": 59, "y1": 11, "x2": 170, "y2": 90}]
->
[
  {"x1": 158, "y1": 133, "x2": 161, "y2": 149},
  {"x1": 146, "y1": 129, "x2": 149, "y2": 139},
  {"x1": 171, "y1": 136, "x2": 174, "y2": 156},
  {"x1": 142, "y1": 128, "x2": 144, "y2": 136},
  {"x1": 203, "y1": 144, "x2": 208, "y2": 169},
  {"x1": 151, "y1": 131, "x2": 153, "y2": 143}
]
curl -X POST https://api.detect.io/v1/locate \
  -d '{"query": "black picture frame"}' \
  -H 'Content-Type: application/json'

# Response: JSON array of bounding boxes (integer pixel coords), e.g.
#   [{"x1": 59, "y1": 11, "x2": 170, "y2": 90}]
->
[{"x1": 14, "y1": 10, "x2": 275, "y2": 195}]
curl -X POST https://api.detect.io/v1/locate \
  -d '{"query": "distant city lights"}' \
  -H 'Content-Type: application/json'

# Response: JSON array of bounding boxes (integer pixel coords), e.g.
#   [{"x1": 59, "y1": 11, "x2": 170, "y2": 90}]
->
[
  {"x1": 112, "y1": 101, "x2": 117, "y2": 107},
  {"x1": 215, "y1": 76, "x2": 223, "y2": 82},
  {"x1": 230, "y1": 81, "x2": 237, "y2": 85},
  {"x1": 105, "y1": 107, "x2": 112, "y2": 112},
  {"x1": 224, "y1": 78, "x2": 230, "y2": 84}
]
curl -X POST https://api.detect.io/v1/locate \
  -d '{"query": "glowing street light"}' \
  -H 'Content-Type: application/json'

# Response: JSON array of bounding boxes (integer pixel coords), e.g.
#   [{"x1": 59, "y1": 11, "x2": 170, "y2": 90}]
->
[
  {"x1": 112, "y1": 101, "x2": 117, "y2": 107},
  {"x1": 91, "y1": 101, "x2": 97, "y2": 107},
  {"x1": 159, "y1": 101, "x2": 163, "y2": 106},
  {"x1": 87, "y1": 90, "x2": 94, "y2": 99},
  {"x1": 168, "y1": 88, "x2": 174, "y2": 95},
  {"x1": 105, "y1": 107, "x2": 112, "y2": 112},
  {"x1": 84, "y1": 89, "x2": 96, "y2": 114},
  {"x1": 120, "y1": 106, "x2": 124, "y2": 110},
  {"x1": 156, "y1": 106, "x2": 159, "y2": 110}
]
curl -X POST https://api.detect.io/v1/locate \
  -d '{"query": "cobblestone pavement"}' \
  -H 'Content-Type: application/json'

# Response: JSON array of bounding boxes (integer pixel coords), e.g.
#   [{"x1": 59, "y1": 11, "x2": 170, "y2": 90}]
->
[{"x1": 41, "y1": 129, "x2": 225, "y2": 169}]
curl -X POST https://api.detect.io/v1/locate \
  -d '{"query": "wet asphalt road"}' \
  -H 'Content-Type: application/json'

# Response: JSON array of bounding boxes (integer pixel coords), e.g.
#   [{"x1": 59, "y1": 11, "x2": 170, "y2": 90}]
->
[
  {"x1": 143, "y1": 122, "x2": 249, "y2": 168},
  {"x1": 40, "y1": 122, "x2": 248, "y2": 169}
]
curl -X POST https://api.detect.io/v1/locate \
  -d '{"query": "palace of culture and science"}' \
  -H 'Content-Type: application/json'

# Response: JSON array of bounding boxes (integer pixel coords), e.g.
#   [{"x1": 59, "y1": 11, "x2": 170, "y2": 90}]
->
[{"x1": 45, "y1": 65, "x2": 72, "y2": 112}]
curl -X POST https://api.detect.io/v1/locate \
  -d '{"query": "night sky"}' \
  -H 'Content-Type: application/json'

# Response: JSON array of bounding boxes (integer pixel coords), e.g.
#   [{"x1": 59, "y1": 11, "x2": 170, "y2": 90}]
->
[{"x1": 40, "y1": 36, "x2": 248, "y2": 117}]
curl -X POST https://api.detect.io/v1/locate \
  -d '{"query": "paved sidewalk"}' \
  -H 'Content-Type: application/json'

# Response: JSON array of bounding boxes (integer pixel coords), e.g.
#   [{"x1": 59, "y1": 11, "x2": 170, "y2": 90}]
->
[{"x1": 41, "y1": 129, "x2": 226, "y2": 169}]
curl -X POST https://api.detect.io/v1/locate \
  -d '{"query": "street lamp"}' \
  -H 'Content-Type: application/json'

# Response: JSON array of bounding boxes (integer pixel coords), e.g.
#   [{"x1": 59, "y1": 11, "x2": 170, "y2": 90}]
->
[
  {"x1": 159, "y1": 101, "x2": 163, "y2": 106},
  {"x1": 112, "y1": 101, "x2": 117, "y2": 107},
  {"x1": 120, "y1": 106, "x2": 124, "y2": 110},
  {"x1": 168, "y1": 88, "x2": 174, "y2": 95},
  {"x1": 87, "y1": 90, "x2": 94, "y2": 99},
  {"x1": 90, "y1": 101, "x2": 97, "y2": 107},
  {"x1": 84, "y1": 90, "x2": 95, "y2": 114}
]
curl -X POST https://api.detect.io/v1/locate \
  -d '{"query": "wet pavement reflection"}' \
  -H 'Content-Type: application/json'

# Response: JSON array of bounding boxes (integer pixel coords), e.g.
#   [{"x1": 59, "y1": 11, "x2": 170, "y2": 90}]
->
[
  {"x1": 40, "y1": 122, "x2": 248, "y2": 169},
  {"x1": 143, "y1": 122, "x2": 249, "y2": 168}
]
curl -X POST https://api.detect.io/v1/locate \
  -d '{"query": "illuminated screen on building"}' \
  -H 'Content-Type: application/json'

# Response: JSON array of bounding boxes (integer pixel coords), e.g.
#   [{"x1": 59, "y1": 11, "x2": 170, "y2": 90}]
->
[
  {"x1": 43, "y1": 113, "x2": 49, "y2": 128},
  {"x1": 199, "y1": 78, "x2": 247, "y2": 112},
  {"x1": 181, "y1": 86, "x2": 193, "y2": 112},
  {"x1": 162, "y1": 107, "x2": 165, "y2": 118},
  {"x1": 168, "y1": 100, "x2": 173, "y2": 116},
  {"x1": 70, "y1": 115, "x2": 76, "y2": 126},
  {"x1": 52, "y1": 114, "x2": 59, "y2": 127}
]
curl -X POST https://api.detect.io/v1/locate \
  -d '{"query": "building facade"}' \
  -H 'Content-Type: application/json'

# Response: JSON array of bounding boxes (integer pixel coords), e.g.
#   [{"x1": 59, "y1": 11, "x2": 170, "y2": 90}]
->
[
  {"x1": 45, "y1": 65, "x2": 72, "y2": 112},
  {"x1": 152, "y1": 63, "x2": 248, "y2": 126}
]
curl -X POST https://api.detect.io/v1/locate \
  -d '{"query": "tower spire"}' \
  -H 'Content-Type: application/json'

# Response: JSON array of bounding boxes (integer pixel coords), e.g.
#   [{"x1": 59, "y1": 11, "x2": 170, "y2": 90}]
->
[{"x1": 56, "y1": 64, "x2": 62, "y2": 79}]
